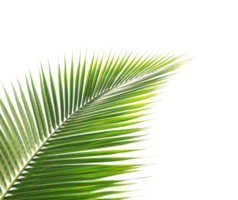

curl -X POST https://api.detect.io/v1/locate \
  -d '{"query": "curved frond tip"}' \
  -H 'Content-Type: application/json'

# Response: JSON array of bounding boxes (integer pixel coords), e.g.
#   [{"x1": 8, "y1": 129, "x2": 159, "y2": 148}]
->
[{"x1": 0, "y1": 50, "x2": 190, "y2": 199}]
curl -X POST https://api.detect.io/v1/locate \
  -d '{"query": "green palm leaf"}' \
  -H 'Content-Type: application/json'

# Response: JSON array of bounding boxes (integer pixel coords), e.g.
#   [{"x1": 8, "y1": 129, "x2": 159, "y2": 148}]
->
[{"x1": 0, "y1": 50, "x2": 189, "y2": 199}]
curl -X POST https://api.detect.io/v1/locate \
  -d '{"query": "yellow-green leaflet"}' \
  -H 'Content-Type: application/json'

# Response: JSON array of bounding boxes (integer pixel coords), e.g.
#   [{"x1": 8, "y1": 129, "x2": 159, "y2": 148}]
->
[{"x1": 0, "y1": 42, "x2": 201, "y2": 200}]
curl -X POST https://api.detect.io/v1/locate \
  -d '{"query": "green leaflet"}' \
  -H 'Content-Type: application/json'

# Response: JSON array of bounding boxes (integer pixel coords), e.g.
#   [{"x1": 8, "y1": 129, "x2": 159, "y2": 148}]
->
[{"x1": 0, "y1": 50, "x2": 189, "y2": 199}]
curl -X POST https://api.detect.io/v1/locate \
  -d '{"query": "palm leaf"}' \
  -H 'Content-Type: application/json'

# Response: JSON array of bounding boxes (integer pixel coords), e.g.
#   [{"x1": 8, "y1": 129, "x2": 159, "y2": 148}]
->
[{"x1": 0, "y1": 50, "x2": 189, "y2": 199}]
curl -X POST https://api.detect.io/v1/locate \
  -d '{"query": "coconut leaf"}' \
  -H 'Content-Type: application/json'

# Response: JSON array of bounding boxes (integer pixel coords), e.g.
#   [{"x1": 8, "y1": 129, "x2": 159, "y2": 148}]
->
[{"x1": 0, "y1": 42, "x2": 200, "y2": 200}]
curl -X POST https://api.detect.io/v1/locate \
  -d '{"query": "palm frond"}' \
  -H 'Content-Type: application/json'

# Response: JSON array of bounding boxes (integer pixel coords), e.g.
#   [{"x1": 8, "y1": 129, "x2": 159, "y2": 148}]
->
[{"x1": 0, "y1": 50, "x2": 190, "y2": 199}]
